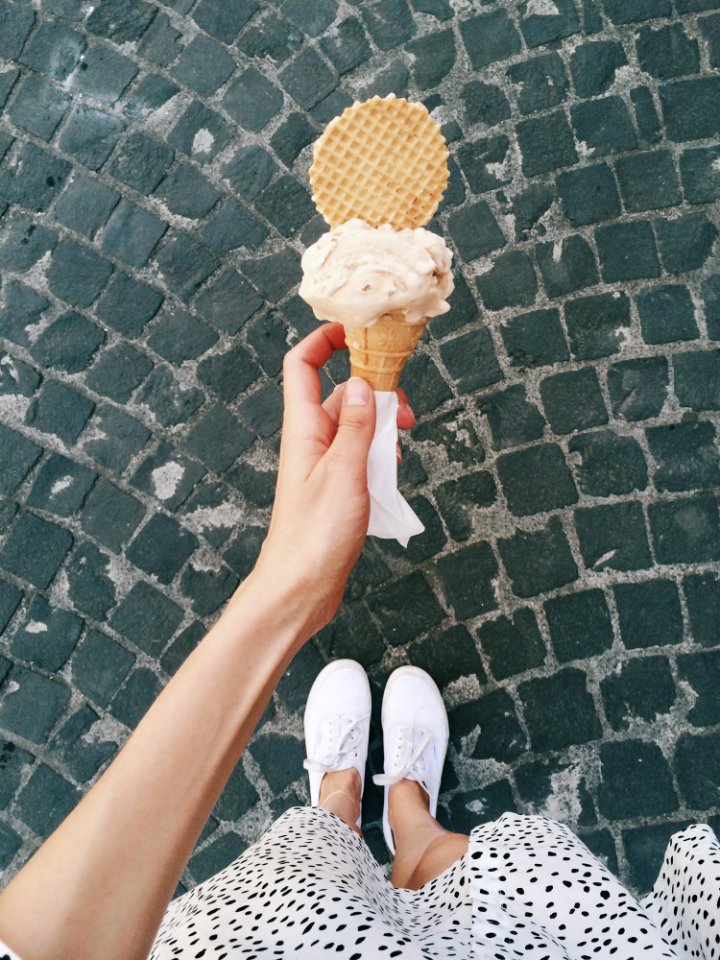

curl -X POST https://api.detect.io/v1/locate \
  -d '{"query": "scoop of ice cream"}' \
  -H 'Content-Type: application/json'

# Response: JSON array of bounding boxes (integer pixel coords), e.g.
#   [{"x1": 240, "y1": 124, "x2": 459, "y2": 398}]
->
[{"x1": 299, "y1": 218, "x2": 453, "y2": 329}]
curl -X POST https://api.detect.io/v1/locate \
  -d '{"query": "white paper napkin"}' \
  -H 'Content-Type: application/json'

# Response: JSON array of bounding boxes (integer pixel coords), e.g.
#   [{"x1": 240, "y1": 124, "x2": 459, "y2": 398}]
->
[{"x1": 367, "y1": 391, "x2": 425, "y2": 547}]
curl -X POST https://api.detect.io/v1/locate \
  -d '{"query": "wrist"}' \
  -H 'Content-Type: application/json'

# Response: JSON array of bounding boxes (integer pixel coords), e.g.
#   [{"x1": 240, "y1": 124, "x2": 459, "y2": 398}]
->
[{"x1": 223, "y1": 561, "x2": 319, "y2": 649}]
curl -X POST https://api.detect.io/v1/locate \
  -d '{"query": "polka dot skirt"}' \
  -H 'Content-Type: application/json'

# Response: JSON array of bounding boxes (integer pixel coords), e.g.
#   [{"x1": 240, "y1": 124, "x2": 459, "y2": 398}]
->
[
  {"x1": 0, "y1": 810, "x2": 716, "y2": 959},
  {"x1": 146, "y1": 808, "x2": 720, "y2": 960}
]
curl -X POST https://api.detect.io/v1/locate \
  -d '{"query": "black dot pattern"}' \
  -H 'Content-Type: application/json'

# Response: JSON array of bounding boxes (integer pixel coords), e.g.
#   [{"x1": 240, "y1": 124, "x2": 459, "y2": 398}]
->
[
  {"x1": 642, "y1": 824, "x2": 720, "y2": 960},
  {"x1": 145, "y1": 809, "x2": 720, "y2": 959}
]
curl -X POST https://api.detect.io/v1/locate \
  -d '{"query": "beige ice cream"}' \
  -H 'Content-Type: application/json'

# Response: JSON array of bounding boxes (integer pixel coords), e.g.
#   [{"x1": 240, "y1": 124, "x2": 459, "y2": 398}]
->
[
  {"x1": 299, "y1": 219, "x2": 453, "y2": 329},
  {"x1": 299, "y1": 219, "x2": 454, "y2": 390}
]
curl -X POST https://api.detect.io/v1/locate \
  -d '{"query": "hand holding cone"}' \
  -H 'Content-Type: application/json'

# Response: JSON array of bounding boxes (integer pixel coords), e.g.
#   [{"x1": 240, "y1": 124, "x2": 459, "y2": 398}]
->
[{"x1": 298, "y1": 94, "x2": 454, "y2": 545}]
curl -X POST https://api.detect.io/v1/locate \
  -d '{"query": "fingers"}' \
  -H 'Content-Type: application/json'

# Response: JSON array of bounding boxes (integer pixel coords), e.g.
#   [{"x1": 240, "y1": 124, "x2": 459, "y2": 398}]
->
[
  {"x1": 396, "y1": 388, "x2": 416, "y2": 430},
  {"x1": 321, "y1": 383, "x2": 345, "y2": 426},
  {"x1": 325, "y1": 377, "x2": 376, "y2": 483},
  {"x1": 323, "y1": 382, "x2": 409, "y2": 466},
  {"x1": 322, "y1": 383, "x2": 416, "y2": 429},
  {"x1": 282, "y1": 324, "x2": 347, "y2": 426}
]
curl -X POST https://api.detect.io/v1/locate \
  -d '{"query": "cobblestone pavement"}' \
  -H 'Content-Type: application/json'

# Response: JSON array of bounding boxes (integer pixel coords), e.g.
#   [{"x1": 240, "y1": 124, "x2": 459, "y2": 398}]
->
[{"x1": 1, "y1": 0, "x2": 719, "y2": 900}]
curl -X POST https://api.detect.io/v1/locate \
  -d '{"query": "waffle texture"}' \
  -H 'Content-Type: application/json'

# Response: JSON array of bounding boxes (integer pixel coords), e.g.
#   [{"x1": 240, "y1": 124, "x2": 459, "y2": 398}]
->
[
  {"x1": 345, "y1": 312, "x2": 427, "y2": 390},
  {"x1": 310, "y1": 94, "x2": 449, "y2": 231}
]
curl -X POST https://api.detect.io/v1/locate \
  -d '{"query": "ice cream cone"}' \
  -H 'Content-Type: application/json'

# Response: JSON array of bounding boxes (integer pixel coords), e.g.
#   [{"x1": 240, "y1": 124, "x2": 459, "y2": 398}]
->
[
  {"x1": 344, "y1": 312, "x2": 427, "y2": 391},
  {"x1": 303, "y1": 95, "x2": 452, "y2": 390}
]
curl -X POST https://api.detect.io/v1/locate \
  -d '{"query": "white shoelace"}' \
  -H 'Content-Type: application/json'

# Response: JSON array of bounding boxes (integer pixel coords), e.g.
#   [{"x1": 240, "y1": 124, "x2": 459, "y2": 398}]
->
[
  {"x1": 372, "y1": 727, "x2": 433, "y2": 790},
  {"x1": 303, "y1": 714, "x2": 370, "y2": 775}
]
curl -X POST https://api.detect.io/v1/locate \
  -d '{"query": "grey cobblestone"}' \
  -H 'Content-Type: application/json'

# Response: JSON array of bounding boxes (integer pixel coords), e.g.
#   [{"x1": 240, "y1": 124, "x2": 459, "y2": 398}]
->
[{"x1": 0, "y1": 0, "x2": 718, "y2": 899}]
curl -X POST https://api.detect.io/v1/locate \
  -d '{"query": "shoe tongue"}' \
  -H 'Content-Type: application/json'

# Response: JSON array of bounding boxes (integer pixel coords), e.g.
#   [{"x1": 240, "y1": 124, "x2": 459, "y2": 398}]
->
[
  {"x1": 320, "y1": 716, "x2": 358, "y2": 763},
  {"x1": 397, "y1": 725, "x2": 430, "y2": 774}
]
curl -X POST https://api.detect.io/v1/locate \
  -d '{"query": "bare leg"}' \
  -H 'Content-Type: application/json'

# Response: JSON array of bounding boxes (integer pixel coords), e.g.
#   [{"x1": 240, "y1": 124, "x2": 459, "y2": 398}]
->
[
  {"x1": 318, "y1": 767, "x2": 362, "y2": 835},
  {"x1": 389, "y1": 780, "x2": 468, "y2": 890}
]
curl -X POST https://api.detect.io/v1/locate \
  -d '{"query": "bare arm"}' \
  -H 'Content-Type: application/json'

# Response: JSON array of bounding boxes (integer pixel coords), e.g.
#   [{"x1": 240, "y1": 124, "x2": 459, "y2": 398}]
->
[
  {"x1": 0, "y1": 573, "x2": 314, "y2": 960},
  {"x1": 0, "y1": 323, "x2": 414, "y2": 960}
]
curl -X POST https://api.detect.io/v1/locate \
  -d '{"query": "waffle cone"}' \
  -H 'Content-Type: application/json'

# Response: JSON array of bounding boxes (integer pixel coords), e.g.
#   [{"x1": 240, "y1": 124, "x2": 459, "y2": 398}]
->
[
  {"x1": 345, "y1": 313, "x2": 427, "y2": 391},
  {"x1": 310, "y1": 94, "x2": 448, "y2": 231}
]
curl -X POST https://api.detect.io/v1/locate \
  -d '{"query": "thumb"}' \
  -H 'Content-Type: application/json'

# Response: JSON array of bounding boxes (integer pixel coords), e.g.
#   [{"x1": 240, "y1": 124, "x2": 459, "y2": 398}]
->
[{"x1": 326, "y1": 377, "x2": 376, "y2": 481}]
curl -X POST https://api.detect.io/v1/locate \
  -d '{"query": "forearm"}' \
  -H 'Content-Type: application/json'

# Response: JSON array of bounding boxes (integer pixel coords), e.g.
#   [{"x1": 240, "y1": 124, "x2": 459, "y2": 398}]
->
[{"x1": 0, "y1": 569, "x2": 314, "y2": 960}]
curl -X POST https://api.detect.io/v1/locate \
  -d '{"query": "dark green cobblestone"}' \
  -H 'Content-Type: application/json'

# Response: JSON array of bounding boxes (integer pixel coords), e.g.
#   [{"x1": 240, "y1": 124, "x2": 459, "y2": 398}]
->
[
  {"x1": 683, "y1": 573, "x2": 720, "y2": 646},
  {"x1": 681, "y1": 146, "x2": 720, "y2": 205},
  {"x1": 557, "y1": 163, "x2": 621, "y2": 227},
  {"x1": 656, "y1": 213, "x2": 718, "y2": 275},
  {"x1": 516, "y1": 110, "x2": 577, "y2": 177},
  {"x1": 1, "y1": 0, "x2": 719, "y2": 900},
  {"x1": 614, "y1": 580, "x2": 684, "y2": 649},
  {"x1": 498, "y1": 519, "x2": 578, "y2": 598},
  {"x1": 500, "y1": 309, "x2": 569, "y2": 369},
  {"x1": 646, "y1": 421, "x2": 720, "y2": 492},
  {"x1": 0, "y1": 666, "x2": 70, "y2": 744},
  {"x1": 615, "y1": 151, "x2": 681, "y2": 212},
  {"x1": 595, "y1": 221, "x2": 660, "y2": 283},
  {"x1": 575, "y1": 501, "x2": 652, "y2": 572},
  {"x1": 8, "y1": 74, "x2": 70, "y2": 142},
  {"x1": 673, "y1": 349, "x2": 720, "y2": 411},
  {"x1": 434, "y1": 472, "x2": 496, "y2": 541},
  {"x1": 65, "y1": 542, "x2": 116, "y2": 620},
  {"x1": 71, "y1": 629, "x2": 135, "y2": 708},
  {"x1": 82, "y1": 405, "x2": 150, "y2": 473},
  {"x1": 607, "y1": 357, "x2": 669, "y2": 420},
  {"x1": 649, "y1": 495, "x2": 720, "y2": 563},
  {"x1": 476, "y1": 250, "x2": 538, "y2": 311},
  {"x1": 540, "y1": 367, "x2": 607, "y2": 434},
  {"x1": 659, "y1": 76, "x2": 720, "y2": 143},
  {"x1": 15, "y1": 764, "x2": 80, "y2": 836},
  {"x1": 0, "y1": 424, "x2": 41, "y2": 495},
  {"x1": 59, "y1": 104, "x2": 124, "y2": 170},
  {"x1": 497, "y1": 444, "x2": 578, "y2": 517},
  {"x1": 677, "y1": 652, "x2": 720, "y2": 727},
  {"x1": 507, "y1": 53, "x2": 568, "y2": 116},
  {"x1": 10, "y1": 596, "x2": 81, "y2": 671},
  {"x1": 519, "y1": 668, "x2": 602, "y2": 753},
  {"x1": 569, "y1": 430, "x2": 648, "y2": 496},
  {"x1": 601, "y1": 657, "x2": 676, "y2": 730},
  {"x1": 110, "y1": 582, "x2": 183, "y2": 655},
  {"x1": 570, "y1": 40, "x2": 626, "y2": 97},
  {"x1": 675, "y1": 732, "x2": 720, "y2": 810},
  {"x1": 101, "y1": 199, "x2": 166, "y2": 268},
  {"x1": 636, "y1": 23, "x2": 700, "y2": 79},
  {"x1": 478, "y1": 385, "x2": 545, "y2": 450},
  {"x1": 0, "y1": 513, "x2": 72, "y2": 589},
  {"x1": 564, "y1": 292, "x2": 631, "y2": 360},
  {"x1": 450, "y1": 689, "x2": 526, "y2": 763},
  {"x1": 536, "y1": 235, "x2": 598, "y2": 298},
  {"x1": 637, "y1": 285, "x2": 698, "y2": 344},
  {"x1": 544, "y1": 589, "x2": 614, "y2": 663},
  {"x1": 477, "y1": 609, "x2": 546, "y2": 681},
  {"x1": 572, "y1": 97, "x2": 637, "y2": 157},
  {"x1": 598, "y1": 741, "x2": 678, "y2": 820},
  {"x1": 622, "y1": 820, "x2": 693, "y2": 893},
  {"x1": 630, "y1": 86, "x2": 662, "y2": 145}
]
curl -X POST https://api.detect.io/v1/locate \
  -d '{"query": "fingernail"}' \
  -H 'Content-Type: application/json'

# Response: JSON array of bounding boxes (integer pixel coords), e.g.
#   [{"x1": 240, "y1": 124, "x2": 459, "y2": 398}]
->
[{"x1": 346, "y1": 377, "x2": 370, "y2": 406}]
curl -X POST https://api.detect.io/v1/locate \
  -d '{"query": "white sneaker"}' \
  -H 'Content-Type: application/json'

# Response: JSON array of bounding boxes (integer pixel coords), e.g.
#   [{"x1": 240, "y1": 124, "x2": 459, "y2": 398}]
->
[
  {"x1": 303, "y1": 659, "x2": 371, "y2": 829},
  {"x1": 372, "y1": 665, "x2": 449, "y2": 854}
]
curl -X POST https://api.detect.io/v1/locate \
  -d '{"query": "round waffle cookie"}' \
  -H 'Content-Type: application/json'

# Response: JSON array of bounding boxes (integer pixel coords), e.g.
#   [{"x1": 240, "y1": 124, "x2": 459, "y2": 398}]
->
[{"x1": 309, "y1": 94, "x2": 449, "y2": 231}]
